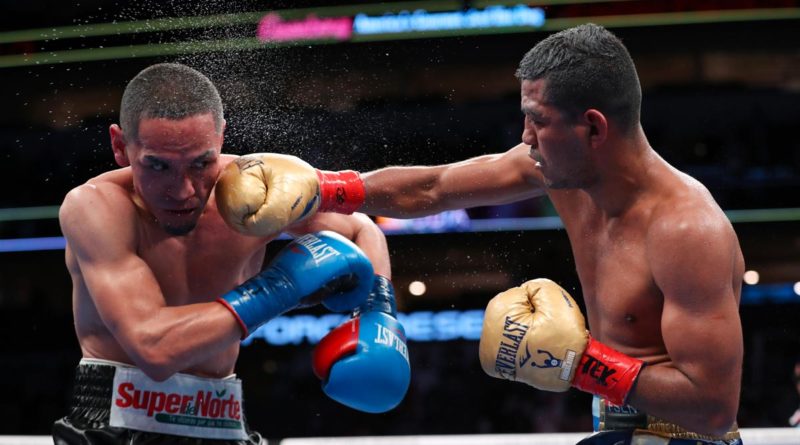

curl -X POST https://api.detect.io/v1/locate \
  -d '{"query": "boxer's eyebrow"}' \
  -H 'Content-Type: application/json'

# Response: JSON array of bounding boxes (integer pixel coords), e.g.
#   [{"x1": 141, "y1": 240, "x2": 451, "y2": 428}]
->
[
  {"x1": 521, "y1": 106, "x2": 544, "y2": 121},
  {"x1": 143, "y1": 155, "x2": 167, "y2": 164},
  {"x1": 141, "y1": 150, "x2": 216, "y2": 165},
  {"x1": 192, "y1": 150, "x2": 217, "y2": 162}
]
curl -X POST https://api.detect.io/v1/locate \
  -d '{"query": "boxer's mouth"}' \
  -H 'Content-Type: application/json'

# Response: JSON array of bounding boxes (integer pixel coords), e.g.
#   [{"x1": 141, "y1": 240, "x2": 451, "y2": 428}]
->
[{"x1": 165, "y1": 208, "x2": 197, "y2": 216}]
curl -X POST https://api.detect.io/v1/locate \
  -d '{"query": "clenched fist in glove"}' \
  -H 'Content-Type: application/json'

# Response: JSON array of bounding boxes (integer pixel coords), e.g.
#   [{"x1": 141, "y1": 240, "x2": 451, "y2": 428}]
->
[
  {"x1": 312, "y1": 275, "x2": 411, "y2": 413},
  {"x1": 215, "y1": 153, "x2": 365, "y2": 237},
  {"x1": 479, "y1": 278, "x2": 644, "y2": 406},
  {"x1": 217, "y1": 231, "x2": 374, "y2": 338}
]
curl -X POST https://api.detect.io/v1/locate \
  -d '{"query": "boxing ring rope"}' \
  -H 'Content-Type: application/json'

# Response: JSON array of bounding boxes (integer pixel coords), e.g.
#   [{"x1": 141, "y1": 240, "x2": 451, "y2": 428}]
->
[
  {"x1": 2, "y1": 429, "x2": 799, "y2": 445},
  {"x1": 279, "y1": 429, "x2": 800, "y2": 445}
]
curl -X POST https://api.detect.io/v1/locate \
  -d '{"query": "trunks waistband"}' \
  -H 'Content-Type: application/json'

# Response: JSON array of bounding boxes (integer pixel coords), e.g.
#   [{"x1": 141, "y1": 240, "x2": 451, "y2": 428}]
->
[
  {"x1": 67, "y1": 360, "x2": 249, "y2": 440},
  {"x1": 593, "y1": 396, "x2": 741, "y2": 442},
  {"x1": 78, "y1": 358, "x2": 238, "y2": 379}
]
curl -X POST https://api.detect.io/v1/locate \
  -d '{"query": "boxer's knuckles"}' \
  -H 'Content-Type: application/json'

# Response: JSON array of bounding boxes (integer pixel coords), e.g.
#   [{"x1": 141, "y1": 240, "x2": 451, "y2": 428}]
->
[
  {"x1": 479, "y1": 278, "x2": 589, "y2": 391},
  {"x1": 216, "y1": 153, "x2": 322, "y2": 237}
]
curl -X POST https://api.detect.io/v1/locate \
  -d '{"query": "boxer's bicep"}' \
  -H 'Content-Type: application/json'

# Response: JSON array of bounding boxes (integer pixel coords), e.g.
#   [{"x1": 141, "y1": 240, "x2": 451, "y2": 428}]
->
[
  {"x1": 60, "y1": 185, "x2": 166, "y2": 354},
  {"x1": 649, "y1": 213, "x2": 743, "y2": 396}
]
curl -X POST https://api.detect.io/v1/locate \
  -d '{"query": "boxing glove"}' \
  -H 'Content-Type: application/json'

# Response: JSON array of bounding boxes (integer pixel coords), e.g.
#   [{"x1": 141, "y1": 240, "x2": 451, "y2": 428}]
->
[
  {"x1": 216, "y1": 153, "x2": 365, "y2": 237},
  {"x1": 217, "y1": 231, "x2": 374, "y2": 338},
  {"x1": 479, "y1": 278, "x2": 644, "y2": 406},
  {"x1": 312, "y1": 275, "x2": 411, "y2": 413}
]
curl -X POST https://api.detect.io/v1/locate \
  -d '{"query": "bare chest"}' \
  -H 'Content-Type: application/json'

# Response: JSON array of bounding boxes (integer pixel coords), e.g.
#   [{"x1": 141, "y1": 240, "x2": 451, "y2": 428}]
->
[
  {"x1": 565, "y1": 217, "x2": 665, "y2": 354},
  {"x1": 138, "y1": 219, "x2": 267, "y2": 305}
]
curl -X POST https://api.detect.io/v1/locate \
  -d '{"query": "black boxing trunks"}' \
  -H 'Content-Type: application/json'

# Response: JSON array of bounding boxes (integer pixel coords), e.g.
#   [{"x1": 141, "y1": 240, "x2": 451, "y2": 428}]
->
[
  {"x1": 577, "y1": 396, "x2": 743, "y2": 445},
  {"x1": 53, "y1": 358, "x2": 263, "y2": 444}
]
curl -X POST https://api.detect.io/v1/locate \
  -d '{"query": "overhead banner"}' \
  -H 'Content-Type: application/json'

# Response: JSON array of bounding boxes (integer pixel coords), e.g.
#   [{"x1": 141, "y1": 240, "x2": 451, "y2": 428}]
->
[
  {"x1": 257, "y1": 5, "x2": 546, "y2": 43},
  {"x1": 352, "y1": 5, "x2": 546, "y2": 35}
]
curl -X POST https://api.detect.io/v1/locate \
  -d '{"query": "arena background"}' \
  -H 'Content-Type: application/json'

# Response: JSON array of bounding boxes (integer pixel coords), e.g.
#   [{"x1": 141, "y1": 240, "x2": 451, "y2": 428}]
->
[{"x1": 1, "y1": 0, "x2": 799, "y2": 441}]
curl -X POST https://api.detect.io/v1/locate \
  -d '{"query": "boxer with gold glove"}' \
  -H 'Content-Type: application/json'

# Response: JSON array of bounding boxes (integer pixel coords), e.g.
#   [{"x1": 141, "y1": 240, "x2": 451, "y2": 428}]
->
[
  {"x1": 479, "y1": 278, "x2": 644, "y2": 406},
  {"x1": 215, "y1": 153, "x2": 364, "y2": 237}
]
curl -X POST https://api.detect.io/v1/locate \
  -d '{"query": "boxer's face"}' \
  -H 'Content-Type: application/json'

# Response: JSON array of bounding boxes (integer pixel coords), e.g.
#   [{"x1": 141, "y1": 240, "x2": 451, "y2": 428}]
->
[
  {"x1": 521, "y1": 79, "x2": 597, "y2": 189},
  {"x1": 123, "y1": 113, "x2": 224, "y2": 236}
]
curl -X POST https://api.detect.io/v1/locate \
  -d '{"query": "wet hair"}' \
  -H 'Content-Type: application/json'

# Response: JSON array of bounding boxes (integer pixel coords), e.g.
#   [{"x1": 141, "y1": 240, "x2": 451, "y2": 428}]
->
[
  {"x1": 516, "y1": 23, "x2": 641, "y2": 134},
  {"x1": 119, "y1": 63, "x2": 224, "y2": 143}
]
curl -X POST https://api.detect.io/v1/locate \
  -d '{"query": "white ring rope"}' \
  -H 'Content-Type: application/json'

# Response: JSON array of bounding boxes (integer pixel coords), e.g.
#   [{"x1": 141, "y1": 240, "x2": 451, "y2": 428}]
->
[{"x1": 3, "y1": 428, "x2": 799, "y2": 445}]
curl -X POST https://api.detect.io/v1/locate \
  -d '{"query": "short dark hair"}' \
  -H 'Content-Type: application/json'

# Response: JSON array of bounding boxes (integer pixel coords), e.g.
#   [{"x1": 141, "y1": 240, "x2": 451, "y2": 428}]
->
[
  {"x1": 516, "y1": 23, "x2": 641, "y2": 134},
  {"x1": 119, "y1": 63, "x2": 224, "y2": 143}
]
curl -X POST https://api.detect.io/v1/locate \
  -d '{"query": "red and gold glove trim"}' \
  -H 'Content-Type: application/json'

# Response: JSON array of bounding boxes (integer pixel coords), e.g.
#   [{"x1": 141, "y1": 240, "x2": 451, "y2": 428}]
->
[
  {"x1": 316, "y1": 170, "x2": 365, "y2": 214},
  {"x1": 571, "y1": 337, "x2": 644, "y2": 406}
]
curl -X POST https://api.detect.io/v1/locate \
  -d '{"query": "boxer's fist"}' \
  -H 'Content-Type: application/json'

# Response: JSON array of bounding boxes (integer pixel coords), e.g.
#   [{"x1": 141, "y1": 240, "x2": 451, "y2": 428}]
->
[
  {"x1": 216, "y1": 153, "x2": 366, "y2": 238},
  {"x1": 218, "y1": 231, "x2": 374, "y2": 338},
  {"x1": 479, "y1": 278, "x2": 589, "y2": 391},
  {"x1": 312, "y1": 276, "x2": 410, "y2": 413},
  {"x1": 216, "y1": 153, "x2": 320, "y2": 237},
  {"x1": 479, "y1": 278, "x2": 643, "y2": 405}
]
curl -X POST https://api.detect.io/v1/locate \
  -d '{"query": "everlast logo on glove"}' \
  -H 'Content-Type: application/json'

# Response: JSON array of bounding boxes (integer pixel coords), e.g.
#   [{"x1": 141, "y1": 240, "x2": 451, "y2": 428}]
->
[
  {"x1": 294, "y1": 234, "x2": 341, "y2": 264},
  {"x1": 493, "y1": 316, "x2": 529, "y2": 380},
  {"x1": 374, "y1": 323, "x2": 410, "y2": 362},
  {"x1": 109, "y1": 367, "x2": 248, "y2": 440}
]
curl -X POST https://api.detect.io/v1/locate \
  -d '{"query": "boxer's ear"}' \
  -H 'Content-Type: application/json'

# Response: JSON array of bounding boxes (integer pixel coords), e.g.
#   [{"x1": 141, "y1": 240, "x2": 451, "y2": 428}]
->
[
  {"x1": 584, "y1": 109, "x2": 607, "y2": 148},
  {"x1": 110, "y1": 124, "x2": 130, "y2": 167}
]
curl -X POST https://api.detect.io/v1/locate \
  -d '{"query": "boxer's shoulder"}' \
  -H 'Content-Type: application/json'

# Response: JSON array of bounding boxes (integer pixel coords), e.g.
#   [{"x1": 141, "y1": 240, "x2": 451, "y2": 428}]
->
[
  {"x1": 65, "y1": 173, "x2": 134, "y2": 217},
  {"x1": 86, "y1": 166, "x2": 133, "y2": 187},
  {"x1": 647, "y1": 189, "x2": 731, "y2": 246},
  {"x1": 643, "y1": 180, "x2": 742, "y2": 294},
  {"x1": 60, "y1": 169, "x2": 140, "y2": 245}
]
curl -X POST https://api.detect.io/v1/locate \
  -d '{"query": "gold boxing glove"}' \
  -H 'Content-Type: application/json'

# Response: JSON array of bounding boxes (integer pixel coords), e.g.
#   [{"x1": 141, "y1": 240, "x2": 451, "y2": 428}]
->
[
  {"x1": 479, "y1": 278, "x2": 643, "y2": 405},
  {"x1": 216, "y1": 153, "x2": 365, "y2": 237}
]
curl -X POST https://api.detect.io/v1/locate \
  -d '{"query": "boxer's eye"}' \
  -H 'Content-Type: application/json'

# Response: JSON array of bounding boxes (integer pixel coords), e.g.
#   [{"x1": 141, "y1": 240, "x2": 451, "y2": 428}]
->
[
  {"x1": 148, "y1": 161, "x2": 168, "y2": 171},
  {"x1": 192, "y1": 160, "x2": 210, "y2": 170},
  {"x1": 527, "y1": 115, "x2": 543, "y2": 126}
]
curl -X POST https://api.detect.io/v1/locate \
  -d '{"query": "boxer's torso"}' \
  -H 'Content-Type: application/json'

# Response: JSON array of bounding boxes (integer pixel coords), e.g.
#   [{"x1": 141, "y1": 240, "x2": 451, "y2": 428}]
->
[
  {"x1": 547, "y1": 158, "x2": 744, "y2": 366},
  {"x1": 67, "y1": 167, "x2": 271, "y2": 378}
]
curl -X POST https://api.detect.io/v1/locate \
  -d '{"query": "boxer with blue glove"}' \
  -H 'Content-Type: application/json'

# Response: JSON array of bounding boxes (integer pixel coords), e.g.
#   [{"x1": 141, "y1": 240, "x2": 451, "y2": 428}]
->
[
  {"x1": 217, "y1": 231, "x2": 375, "y2": 338},
  {"x1": 312, "y1": 275, "x2": 411, "y2": 413},
  {"x1": 55, "y1": 63, "x2": 398, "y2": 444},
  {"x1": 213, "y1": 150, "x2": 406, "y2": 413}
]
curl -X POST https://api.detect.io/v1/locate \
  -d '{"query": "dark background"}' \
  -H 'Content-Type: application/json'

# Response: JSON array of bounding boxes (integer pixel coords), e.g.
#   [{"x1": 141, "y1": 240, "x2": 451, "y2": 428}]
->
[{"x1": 1, "y1": 0, "x2": 799, "y2": 439}]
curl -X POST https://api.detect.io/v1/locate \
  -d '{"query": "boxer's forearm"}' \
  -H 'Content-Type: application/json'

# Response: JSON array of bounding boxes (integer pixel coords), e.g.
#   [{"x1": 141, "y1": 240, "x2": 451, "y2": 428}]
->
[
  {"x1": 122, "y1": 302, "x2": 242, "y2": 381},
  {"x1": 350, "y1": 215, "x2": 391, "y2": 279},
  {"x1": 626, "y1": 364, "x2": 739, "y2": 437},
  {"x1": 361, "y1": 166, "x2": 455, "y2": 218},
  {"x1": 360, "y1": 147, "x2": 545, "y2": 218}
]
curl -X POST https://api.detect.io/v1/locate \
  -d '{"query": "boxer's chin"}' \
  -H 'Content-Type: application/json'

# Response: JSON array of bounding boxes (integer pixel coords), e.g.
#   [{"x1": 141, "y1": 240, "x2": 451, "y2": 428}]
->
[
  {"x1": 162, "y1": 222, "x2": 197, "y2": 236},
  {"x1": 156, "y1": 208, "x2": 201, "y2": 236}
]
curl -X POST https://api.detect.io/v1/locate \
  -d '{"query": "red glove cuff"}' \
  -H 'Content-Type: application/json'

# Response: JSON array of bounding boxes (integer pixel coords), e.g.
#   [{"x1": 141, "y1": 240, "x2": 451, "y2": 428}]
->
[
  {"x1": 316, "y1": 170, "x2": 365, "y2": 214},
  {"x1": 312, "y1": 318, "x2": 360, "y2": 380},
  {"x1": 571, "y1": 337, "x2": 644, "y2": 406}
]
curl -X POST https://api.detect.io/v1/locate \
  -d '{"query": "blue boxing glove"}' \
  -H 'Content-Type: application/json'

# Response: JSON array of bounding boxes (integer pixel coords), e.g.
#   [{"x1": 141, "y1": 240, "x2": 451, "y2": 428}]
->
[
  {"x1": 312, "y1": 275, "x2": 411, "y2": 413},
  {"x1": 218, "y1": 231, "x2": 374, "y2": 338}
]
